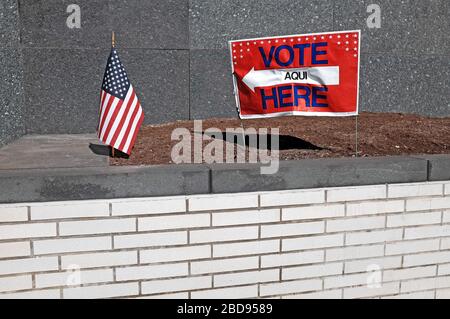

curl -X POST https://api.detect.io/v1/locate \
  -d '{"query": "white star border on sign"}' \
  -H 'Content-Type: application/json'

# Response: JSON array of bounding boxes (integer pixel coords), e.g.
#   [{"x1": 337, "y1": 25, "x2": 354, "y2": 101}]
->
[{"x1": 231, "y1": 32, "x2": 359, "y2": 64}]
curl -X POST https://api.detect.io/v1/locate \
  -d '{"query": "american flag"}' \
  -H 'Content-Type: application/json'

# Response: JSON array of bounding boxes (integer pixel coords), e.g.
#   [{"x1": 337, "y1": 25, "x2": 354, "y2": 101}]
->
[{"x1": 97, "y1": 47, "x2": 144, "y2": 155}]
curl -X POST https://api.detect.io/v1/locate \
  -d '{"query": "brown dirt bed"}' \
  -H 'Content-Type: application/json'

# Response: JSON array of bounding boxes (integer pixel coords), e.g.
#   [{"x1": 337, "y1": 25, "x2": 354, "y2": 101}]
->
[{"x1": 111, "y1": 112, "x2": 450, "y2": 166}]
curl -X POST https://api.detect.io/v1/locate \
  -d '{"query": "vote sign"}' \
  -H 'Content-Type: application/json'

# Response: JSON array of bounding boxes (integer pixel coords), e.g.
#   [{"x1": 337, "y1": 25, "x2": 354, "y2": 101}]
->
[{"x1": 229, "y1": 30, "x2": 360, "y2": 119}]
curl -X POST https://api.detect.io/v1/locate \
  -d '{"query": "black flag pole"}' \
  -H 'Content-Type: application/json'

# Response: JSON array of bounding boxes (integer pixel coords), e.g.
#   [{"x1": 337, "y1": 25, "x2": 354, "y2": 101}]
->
[
  {"x1": 232, "y1": 76, "x2": 247, "y2": 150},
  {"x1": 355, "y1": 114, "x2": 359, "y2": 157}
]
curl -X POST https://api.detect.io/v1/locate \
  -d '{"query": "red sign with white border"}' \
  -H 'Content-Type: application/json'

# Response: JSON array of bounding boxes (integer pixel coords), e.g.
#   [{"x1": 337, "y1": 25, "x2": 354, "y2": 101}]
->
[{"x1": 229, "y1": 30, "x2": 361, "y2": 119}]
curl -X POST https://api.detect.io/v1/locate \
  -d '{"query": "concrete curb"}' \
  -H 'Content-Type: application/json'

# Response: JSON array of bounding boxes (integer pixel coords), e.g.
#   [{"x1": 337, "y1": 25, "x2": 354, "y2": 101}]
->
[{"x1": 0, "y1": 155, "x2": 449, "y2": 203}]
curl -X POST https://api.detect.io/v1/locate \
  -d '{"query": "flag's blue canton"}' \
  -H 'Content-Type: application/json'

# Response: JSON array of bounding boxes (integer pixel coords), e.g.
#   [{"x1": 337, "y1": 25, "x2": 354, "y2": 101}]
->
[{"x1": 102, "y1": 48, "x2": 130, "y2": 99}]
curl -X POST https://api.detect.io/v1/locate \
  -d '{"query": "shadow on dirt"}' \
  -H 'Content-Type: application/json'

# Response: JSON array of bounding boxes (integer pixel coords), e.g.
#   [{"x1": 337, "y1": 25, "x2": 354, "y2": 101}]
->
[{"x1": 203, "y1": 132, "x2": 324, "y2": 151}]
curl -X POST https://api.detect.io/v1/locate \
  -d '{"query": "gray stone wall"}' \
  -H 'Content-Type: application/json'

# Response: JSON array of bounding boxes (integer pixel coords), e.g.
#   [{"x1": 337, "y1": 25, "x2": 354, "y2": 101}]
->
[
  {"x1": 0, "y1": 0, "x2": 24, "y2": 146},
  {"x1": 0, "y1": 0, "x2": 449, "y2": 141}
]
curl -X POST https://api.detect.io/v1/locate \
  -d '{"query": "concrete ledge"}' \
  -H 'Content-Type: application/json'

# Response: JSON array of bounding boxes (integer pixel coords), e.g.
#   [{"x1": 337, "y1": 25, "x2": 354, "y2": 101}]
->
[
  {"x1": 424, "y1": 155, "x2": 450, "y2": 181},
  {"x1": 0, "y1": 155, "x2": 449, "y2": 203},
  {"x1": 0, "y1": 165, "x2": 210, "y2": 203},
  {"x1": 209, "y1": 156, "x2": 429, "y2": 194}
]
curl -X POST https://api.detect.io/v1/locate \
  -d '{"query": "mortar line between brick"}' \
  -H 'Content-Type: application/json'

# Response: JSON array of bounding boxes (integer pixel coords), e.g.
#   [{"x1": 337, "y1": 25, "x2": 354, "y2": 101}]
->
[
  {"x1": 31, "y1": 273, "x2": 36, "y2": 289},
  {"x1": 30, "y1": 240, "x2": 34, "y2": 257},
  {"x1": 58, "y1": 255, "x2": 62, "y2": 271}
]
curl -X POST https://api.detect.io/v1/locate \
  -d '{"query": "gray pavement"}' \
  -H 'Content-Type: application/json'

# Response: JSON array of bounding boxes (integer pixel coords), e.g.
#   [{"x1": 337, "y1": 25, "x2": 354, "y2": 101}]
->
[{"x1": 0, "y1": 134, "x2": 109, "y2": 170}]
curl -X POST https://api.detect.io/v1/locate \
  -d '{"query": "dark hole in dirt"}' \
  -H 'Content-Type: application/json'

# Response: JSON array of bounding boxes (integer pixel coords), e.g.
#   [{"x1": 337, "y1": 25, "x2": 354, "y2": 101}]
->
[{"x1": 203, "y1": 132, "x2": 324, "y2": 151}]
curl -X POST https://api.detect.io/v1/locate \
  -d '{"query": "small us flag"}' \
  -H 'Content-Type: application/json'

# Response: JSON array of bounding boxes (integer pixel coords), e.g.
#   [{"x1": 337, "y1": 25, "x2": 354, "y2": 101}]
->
[{"x1": 97, "y1": 47, "x2": 144, "y2": 155}]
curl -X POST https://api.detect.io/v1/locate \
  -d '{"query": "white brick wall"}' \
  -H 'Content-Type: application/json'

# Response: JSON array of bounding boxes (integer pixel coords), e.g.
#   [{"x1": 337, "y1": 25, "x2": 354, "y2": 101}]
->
[
  {"x1": 404, "y1": 225, "x2": 450, "y2": 240},
  {"x1": 142, "y1": 276, "x2": 212, "y2": 295},
  {"x1": 189, "y1": 194, "x2": 258, "y2": 211},
  {"x1": 114, "y1": 231, "x2": 187, "y2": 249},
  {"x1": 346, "y1": 200, "x2": 404, "y2": 217},
  {"x1": 0, "y1": 257, "x2": 58, "y2": 276},
  {"x1": 403, "y1": 251, "x2": 450, "y2": 267},
  {"x1": 383, "y1": 266, "x2": 436, "y2": 282},
  {"x1": 0, "y1": 241, "x2": 30, "y2": 258},
  {"x1": 400, "y1": 276, "x2": 450, "y2": 293},
  {"x1": 260, "y1": 189, "x2": 324, "y2": 207},
  {"x1": 324, "y1": 273, "x2": 370, "y2": 289},
  {"x1": 388, "y1": 182, "x2": 443, "y2": 199},
  {"x1": 261, "y1": 251, "x2": 324, "y2": 268},
  {"x1": 0, "y1": 205, "x2": 28, "y2": 222},
  {"x1": 438, "y1": 264, "x2": 450, "y2": 276},
  {"x1": 212, "y1": 209, "x2": 279, "y2": 226},
  {"x1": 0, "y1": 289, "x2": 61, "y2": 299},
  {"x1": 191, "y1": 285, "x2": 258, "y2": 299},
  {"x1": 63, "y1": 282, "x2": 139, "y2": 299},
  {"x1": 191, "y1": 257, "x2": 259, "y2": 275},
  {"x1": 213, "y1": 240, "x2": 279, "y2": 258},
  {"x1": 406, "y1": 197, "x2": 450, "y2": 212},
  {"x1": 282, "y1": 263, "x2": 343, "y2": 281},
  {"x1": 386, "y1": 290, "x2": 436, "y2": 299},
  {"x1": 34, "y1": 236, "x2": 111, "y2": 255},
  {"x1": 326, "y1": 216, "x2": 385, "y2": 232},
  {"x1": 385, "y1": 239, "x2": 440, "y2": 256},
  {"x1": 282, "y1": 204, "x2": 344, "y2": 221},
  {"x1": 345, "y1": 229, "x2": 403, "y2": 245},
  {"x1": 387, "y1": 212, "x2": 442, "y2": 228},
  {"x1": 282, "y1": 234, "x2": 344, "y2": 251},
  {"x1": 0, "y1": 275, "x2": 32, "y2": 293},
  {"x1": 444, "y1": 211, "x2": 450, "y2": 223},
  {"x1": 31, "y1": 201, "x2": 109, "y2": 220},
  {"x1": 116, "y1": 263, "x2": 188, "y2": 281},
  {"x1": 190, "y1": 226, "x2": 258, "y2": 243},
  {"x1": 214, "y1": 270, "x2": 279, "y2": 287},
  {"x1": 261, "y1": 221, "x2": 324, "y2": 238},
  {"x1": 344, "y1": 256, "x2": 402, "y2": 274},
  {"x1": 59, "y1": 218, "x2": 136, "y2": 236},
  {"x1": 326, "y1": 185, "x2": 386, "y2": 203},
  {"x1": 0, "y1": 223, "x2": 56, "y2": 240},
  {"x1": 344, "y1": 282, "x2": 400, "y2": 299},
  {"x1": 326, "y1": 245, "x2": 385, "y2": 262},
  {"x1": 436, "y1": 289, "x2": 450, "y2": 299},
  {"x1": 111, "y1": 197, "x2": 186, "y2": 216},
  {"x1": 0, "y1": 180, "x2": 449, "y2": 299},
  {"x1": 139, "y1": 214, "x2": 210, "y2": 232},
  {"x1": 61, "y1": 251, "x2": 137, "y2": 269},
  {"x1": 260, "y1": 279, "x2": 322, "y2": 297},
  {"x1": 283, "y1": 289, "x2": 342, "y2": 299},
  {"x1": 36, "y1": 269, "x2": 114, "y2": 288},
  {"x1": 139, "y1": 245, "x2": 210, "y2": 264}
]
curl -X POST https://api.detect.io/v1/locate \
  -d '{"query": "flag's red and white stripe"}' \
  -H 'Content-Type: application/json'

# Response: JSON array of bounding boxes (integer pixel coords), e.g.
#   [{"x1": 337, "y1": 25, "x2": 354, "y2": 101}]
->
[{"x1": 97, "y1": 84, "x2": 144, "y2": 155}]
